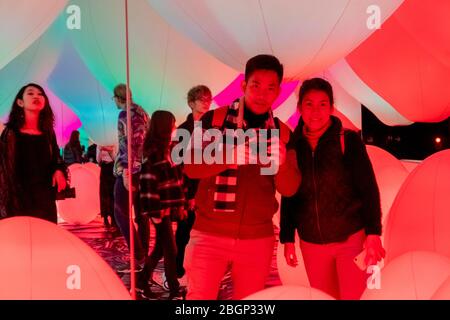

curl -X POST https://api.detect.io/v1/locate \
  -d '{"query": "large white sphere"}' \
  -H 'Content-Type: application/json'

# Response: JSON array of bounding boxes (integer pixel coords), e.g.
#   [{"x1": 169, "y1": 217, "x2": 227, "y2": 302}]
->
[
  {"x1": 57, "y1": 164, "x2": 100, "y2": 225},
  {"x1": 361, "y1": 251, "x2": 450, "y2": 300},
  {"x1": 243, "y1": 285, "x2": 334, "y2": 300},
  {"x1": 0, "y1": 217, "x2": 130, "y2": 299},
  {"x1": 384, "y1": 150, "x2": 450, "y2": 263}
]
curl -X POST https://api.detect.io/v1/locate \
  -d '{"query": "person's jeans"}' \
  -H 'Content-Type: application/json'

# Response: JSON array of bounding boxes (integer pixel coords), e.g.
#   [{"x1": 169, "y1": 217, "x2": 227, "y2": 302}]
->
[
  {"x1": 175, "y1": 209, "x2": 196, "y2": 277},
  {"x1": 185, "y1": 229, "x2": 274, "y2": 300},
  {"x1": 141, "y1": 216, "x2": 180, "y2": 293},
  {"x1": 300, "y1": 229, "x2": 368, "y2": 300},
  {"x1": 114, "y1": 175, "x2": 149, "y2": 261}
]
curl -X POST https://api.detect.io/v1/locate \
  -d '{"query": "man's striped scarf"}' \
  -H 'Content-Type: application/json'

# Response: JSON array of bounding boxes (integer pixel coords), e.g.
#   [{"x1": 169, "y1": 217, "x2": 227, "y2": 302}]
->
[{"x1": 213, "y1": 99, "x2": 276, "y2": 213}]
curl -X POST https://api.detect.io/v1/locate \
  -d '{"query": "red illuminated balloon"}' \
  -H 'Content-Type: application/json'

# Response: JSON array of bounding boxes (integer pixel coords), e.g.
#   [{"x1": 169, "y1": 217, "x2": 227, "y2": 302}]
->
[
  {"x1": 384, "y1": 150, "x2": 450, "y2": 262},
  {"x1": 243, "y1": 285, "x2": 334, "y2": 300},
  {"x1": 0, "y1": 217, "x2": 130, "y2": 299},
  {"x1": 362, "y1": 251, "x2": 450, "y2": 300}
]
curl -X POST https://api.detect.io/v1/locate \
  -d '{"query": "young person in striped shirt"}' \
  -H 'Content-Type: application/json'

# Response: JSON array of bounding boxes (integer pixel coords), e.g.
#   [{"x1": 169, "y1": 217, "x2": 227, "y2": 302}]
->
[{"x1": 138, "y1": 110, "x2": 187, "y2": 300}]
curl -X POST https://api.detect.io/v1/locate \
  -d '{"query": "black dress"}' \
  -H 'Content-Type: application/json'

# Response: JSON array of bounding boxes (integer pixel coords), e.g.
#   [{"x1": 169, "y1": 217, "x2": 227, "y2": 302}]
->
[{"x1": 13, "y1": 132, "x2": 58, "y2": 223}]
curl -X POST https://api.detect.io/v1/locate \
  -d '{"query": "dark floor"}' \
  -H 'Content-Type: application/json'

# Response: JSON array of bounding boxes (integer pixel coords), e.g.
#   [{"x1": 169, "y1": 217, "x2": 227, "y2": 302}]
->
[{"x1": 60, "y1": 217, "x2": 282, "y2": 300}]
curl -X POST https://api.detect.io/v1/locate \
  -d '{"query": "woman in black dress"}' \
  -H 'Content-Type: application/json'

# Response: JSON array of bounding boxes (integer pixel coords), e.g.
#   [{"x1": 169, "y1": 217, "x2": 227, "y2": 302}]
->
[{"x1": 0, "y1": 83, "x2": 67, "y2": 223}]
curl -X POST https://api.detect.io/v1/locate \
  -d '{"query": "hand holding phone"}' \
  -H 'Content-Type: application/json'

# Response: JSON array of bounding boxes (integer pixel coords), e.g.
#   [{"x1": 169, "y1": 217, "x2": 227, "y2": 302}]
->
[
  {"x1": 354, "y1": 249, "x2": 384, "y2": 271},
  {"x1": 354, "y1": 250, "x2": 367, "y2": 271}
]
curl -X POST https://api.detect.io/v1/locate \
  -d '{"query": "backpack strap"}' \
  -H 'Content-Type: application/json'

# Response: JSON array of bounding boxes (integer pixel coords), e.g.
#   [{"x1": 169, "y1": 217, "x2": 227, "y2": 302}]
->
[
  {"x1": 211, "y1": 106, "x2": 229, "y2": 130},
  {"x1": 339, "y1": 128, "x2": 347, "y2": 155},
  {"x1": 275, "y1": 118, "x2": 291, "y2": 145}
]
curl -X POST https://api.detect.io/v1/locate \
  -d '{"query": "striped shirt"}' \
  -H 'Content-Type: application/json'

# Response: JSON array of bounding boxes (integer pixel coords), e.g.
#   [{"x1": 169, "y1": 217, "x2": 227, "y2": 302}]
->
[{"x1": 140, "y1": 158, "x2": 185, "y2": 222}]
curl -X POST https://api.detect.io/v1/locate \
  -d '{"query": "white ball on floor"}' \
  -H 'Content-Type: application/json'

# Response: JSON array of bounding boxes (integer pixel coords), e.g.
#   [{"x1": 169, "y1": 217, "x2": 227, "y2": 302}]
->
[
  {"x1": 83, "y1": 162, "x2": 101, "y2": 179},
  {"x1": 57, "y1": 164, "x2": 100, "y2": 225},
  {"x1": 0, "y1": 217, "x2": 130, "y2": 299},
  {"x1": 366, "y1": 145, "x2": 409, "y2": 230},
  {"x1": 431, "y1": 276, "x2": 450, "y2": 300},
  {"x1": 384, "y1": 150, "x2": 450, "y2": 262},
  {"x1": 243, "y1": 285, "x2": 335, "y2": 300},
  {"x1": 361, "y1": 251, "x2": 450, "y2": 300}
]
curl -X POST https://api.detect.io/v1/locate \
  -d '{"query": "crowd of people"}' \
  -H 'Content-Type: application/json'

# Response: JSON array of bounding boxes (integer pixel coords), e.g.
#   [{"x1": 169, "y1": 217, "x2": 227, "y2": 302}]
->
[{"x1": 0, "y1": 54, "x2": 385, "y2": 300}]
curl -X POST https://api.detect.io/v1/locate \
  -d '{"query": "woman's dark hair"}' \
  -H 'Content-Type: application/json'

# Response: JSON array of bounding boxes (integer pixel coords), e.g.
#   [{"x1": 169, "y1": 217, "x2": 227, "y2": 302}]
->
[
  {"x1": 143, "y1": 110, "x2": 176, "y2": 163},
  {"x1": 6, "y1": 83, "x2": 55, "y2": 135},
  {"x1": 187, "y1": 85, "x2": 212, "y2": 104},
  {"x1": 67, "y1": 130, "x2": 82, "y2": 150},
  {"x1": 245, "y1": 54, "x2": 284, "y2": 84},
  {"x1": 298, "y1": 77, "x2": 334, "y2": 106}
]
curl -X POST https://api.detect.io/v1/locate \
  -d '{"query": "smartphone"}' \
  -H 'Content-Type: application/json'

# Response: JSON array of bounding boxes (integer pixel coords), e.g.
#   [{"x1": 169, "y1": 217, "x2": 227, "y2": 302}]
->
[
  {"x1": 354, "y1": 250, "x2": 367, "y2": 271},
  {"x1": 354, "y1": 250, "x2": 385, "y2": 271}
]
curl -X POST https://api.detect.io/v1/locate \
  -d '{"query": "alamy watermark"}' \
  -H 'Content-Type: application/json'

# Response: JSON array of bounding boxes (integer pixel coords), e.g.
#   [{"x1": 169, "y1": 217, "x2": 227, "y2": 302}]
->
[{"x1": 171, "y1": 121, "x2": 283, "y2": 175}]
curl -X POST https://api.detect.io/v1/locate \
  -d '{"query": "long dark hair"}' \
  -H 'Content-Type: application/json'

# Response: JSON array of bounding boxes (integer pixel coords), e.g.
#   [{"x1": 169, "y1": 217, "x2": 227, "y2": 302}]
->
[
  {"x1": 143, "y1": 110, "x2": 175, "y2": 163},
  {"x1": 6, "y1": 83, "x2": 55, "y2": 137},
  {"x1": 67, "y1": 130, "x2": 82, "y2": 151}
]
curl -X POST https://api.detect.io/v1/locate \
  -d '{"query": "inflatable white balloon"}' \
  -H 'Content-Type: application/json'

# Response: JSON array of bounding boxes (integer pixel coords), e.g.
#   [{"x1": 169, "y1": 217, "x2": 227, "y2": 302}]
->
[
  {"x1": 148, "y1": 0, "x2": 404, "y2": 78},
  {"x1": 0, "y1": 13, "x2": 67, "y2": 117},
  {"x1": 276, "y1": 233, "x2": 310, "y2": 288},
  {"x1": 384, "y1": 150, "x2": 450, "y2": 263},
  {"x1": 57, "y1": 164, "x2": 100, "y2": 225},
  {"x1": 0, "y1": 217, "x2": 130, "y2": 299},
  {"x1": 243, "y1": 285, "x2": 334, "y2": 300},
  {"x1": 70, "y1": 0, "x2": 237, "y2": 124},
  {"x1": 0, "y1": 0, "x2": 67, "y2": 69},
  {"x1": 431, "y1": 277, "x2": 450, "y2": 300},
  {"x1": 346, "y1": 0, "x2": 450, "y2": 123},
  {"x1": 400, "y1": 160, "x2": 420, "y2": 173},
  {"x1": 328, "y1": 59, "x2": 412, "y2": 126},
  {"x1": 45, "y1": 87, "x2": 82, "y2": 147},
  {"x1": 366, "y1": 145, "x2": 409, "y2": 228},
  {"x1": 361, "y1": 251, "x2": 450, "y2": 300},
  {"x1": 83, "y1": 162, "x2": 101, "y2": 180}
]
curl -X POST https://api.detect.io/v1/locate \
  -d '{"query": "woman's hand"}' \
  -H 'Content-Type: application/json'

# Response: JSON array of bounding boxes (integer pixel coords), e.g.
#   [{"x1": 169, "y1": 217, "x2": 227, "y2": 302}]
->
[
  {"x1": 284, "y1": 242, "x2": 298, "y2": 267},
  {"x1": 52, "y1": 170, "x2": 67, "y2": 192},
  {"x1": 364, "y1": 235, "x2": 386, "y2": 266},
  {"x1": 187, "y1": 199, "x2": 196, "y2": 211}
]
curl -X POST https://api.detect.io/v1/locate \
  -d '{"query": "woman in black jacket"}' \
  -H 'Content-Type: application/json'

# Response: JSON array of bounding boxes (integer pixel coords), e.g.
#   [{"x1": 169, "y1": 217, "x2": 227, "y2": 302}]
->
[
  {"x1": 0, "y1": 83, "x2": 67, "y2": 222},
  {"x1": 280, "y1": 78, "x2": 385, "y2": 300}
]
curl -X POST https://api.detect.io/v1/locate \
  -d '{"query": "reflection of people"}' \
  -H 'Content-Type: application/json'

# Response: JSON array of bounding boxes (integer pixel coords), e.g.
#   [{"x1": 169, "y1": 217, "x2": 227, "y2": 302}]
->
[
  {"x1": 280, "y1": 78, "x2": 385, "y2": 300},
  {"x1": 112, "y1": 84, "x2": 150, "y2": 269},
  {"x1": 183, "y1": 55, "x2": 301, "y2": 300},
  {"x1": 175, "y1": 85, "x2": 212, "y2": 278},
  {"x1": 87, "y1": 141, "x2": 98, "y2": 163},
  {"x1": 138, "y1": 111, "x2": 186, "y2": 300},
  {"x1": 97, "y1": 144, "x2": 117, "y2": 227},
  {"x1": 0, "y1": 83, "x2": 67, "y2": 222},
  {"x1": 63, "y1": 130, "x2": 84, "y2": 165}
]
